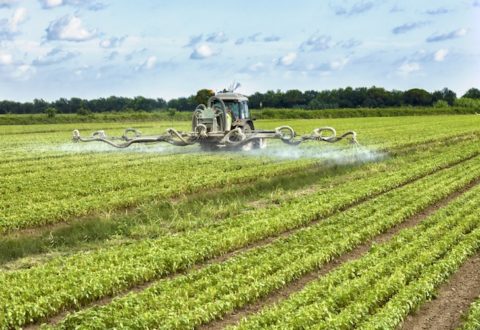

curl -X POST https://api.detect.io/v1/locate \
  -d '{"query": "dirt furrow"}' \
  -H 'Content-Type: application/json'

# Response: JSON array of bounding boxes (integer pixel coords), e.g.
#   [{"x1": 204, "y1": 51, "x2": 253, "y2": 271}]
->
[
  {"x1": 11, "y1": 132, "x2": 478, "y2": 238},
  {"x1": 202, "y1": 178, "x2": 480, "y2": 330},
  {"x1": 30, "y1": 154, "x2": 479, "y2": 328},
  {"x1": 400, "y1": 253, "x2": 480, "y2": 330}
]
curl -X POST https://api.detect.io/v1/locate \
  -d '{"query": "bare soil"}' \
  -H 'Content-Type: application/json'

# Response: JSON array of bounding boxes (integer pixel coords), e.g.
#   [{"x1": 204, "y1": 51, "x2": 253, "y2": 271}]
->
[
  {"x1": 28, "y1": 157, "x2": 479, "y2": 329},
  {"x1": 202, "y1": 179, "x2": 480, "y2": 329},
  {"x1": 400, "y1": 253, "x2": 480, "y2": 330}
]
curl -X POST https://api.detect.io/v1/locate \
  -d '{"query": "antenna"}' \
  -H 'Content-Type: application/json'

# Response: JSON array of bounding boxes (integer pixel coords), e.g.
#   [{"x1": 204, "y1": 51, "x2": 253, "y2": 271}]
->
[{"x1": 226, "y1": 81, "x2": 241, "y2": 93}]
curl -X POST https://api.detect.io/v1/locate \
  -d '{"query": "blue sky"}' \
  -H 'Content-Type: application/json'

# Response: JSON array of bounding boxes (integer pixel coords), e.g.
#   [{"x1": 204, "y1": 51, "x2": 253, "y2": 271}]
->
[{"x1": 0, "y1": 0, "x2": 479, "y2": 101}]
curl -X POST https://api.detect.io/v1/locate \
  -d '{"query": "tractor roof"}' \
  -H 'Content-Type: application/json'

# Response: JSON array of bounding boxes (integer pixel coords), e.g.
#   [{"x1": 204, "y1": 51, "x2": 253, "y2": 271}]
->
[{"x1": 215, "y1": 92, "x2": 248, "y2": 102}]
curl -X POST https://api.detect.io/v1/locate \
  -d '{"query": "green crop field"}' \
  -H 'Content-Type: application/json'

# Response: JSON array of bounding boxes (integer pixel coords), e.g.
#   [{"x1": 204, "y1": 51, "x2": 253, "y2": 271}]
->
[{"x1": 1, "y1": 115, "x2": 480, "y2": 329}]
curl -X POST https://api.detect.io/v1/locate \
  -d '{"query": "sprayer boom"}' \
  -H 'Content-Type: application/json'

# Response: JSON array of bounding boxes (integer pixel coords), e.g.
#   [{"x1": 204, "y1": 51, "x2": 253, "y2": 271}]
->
[
  {"x1": 72, "y1": 125, "x2": 358, "y2": 149},
  {"x1": 72, "y1": 93, "x2": 359, "y2": 150}
]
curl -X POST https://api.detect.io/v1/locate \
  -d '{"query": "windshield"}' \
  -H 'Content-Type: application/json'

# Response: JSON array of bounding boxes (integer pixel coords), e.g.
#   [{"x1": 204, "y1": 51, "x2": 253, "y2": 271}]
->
[{"x1": 213, "y1": 100, "x2": 240, "y2": 119}]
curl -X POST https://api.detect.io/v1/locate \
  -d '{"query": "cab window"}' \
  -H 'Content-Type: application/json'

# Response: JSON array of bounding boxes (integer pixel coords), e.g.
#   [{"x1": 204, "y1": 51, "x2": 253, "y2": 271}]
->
[
  {"x1": 223, "y1": 101, "x2": 240, "y2": 119},
  {"x1": 213, "y1": 100, "x2": 248, "y2": 119},
  {"x1": 242, "y1": 101, "x2": 250, "y2": 119}
]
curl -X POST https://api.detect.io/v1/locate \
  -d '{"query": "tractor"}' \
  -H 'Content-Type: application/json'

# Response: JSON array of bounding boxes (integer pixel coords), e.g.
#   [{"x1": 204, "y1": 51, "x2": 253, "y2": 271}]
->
[{"x1": 73, "y1": 91, "x2": 358, "y2": 150}]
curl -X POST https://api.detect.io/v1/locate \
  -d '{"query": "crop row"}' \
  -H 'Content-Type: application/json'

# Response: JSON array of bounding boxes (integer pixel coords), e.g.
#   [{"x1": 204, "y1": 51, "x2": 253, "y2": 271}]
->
[
  {"x1": 359, "y1": 229, "x2": 479, "y2": 330},
  {"x1": 2, "y1": 116, "x2": 479, "y2": 165},
  {"x1": 2, "y1": 129, "x2": 479, "y2": 234},
  {"x1": 49, "y1": 151, "x2": 480, "y2": 329},
  {"x1": 0, "y1": 135, "x2": 471, "y2": 270},
  {"x1": 2, "y1": 116, "x2": 479, "y2": 232},
  {"x1": 1, "y1": 145, "x2": 479, "y2": 328},
  {"x1": 257, "y1": 116, "x2": 480, "y2": 149},
  {"x1": 460, "y1": 298, "x2": 480, "y2": 330},
  {"x1": 0, "y1": 124, "x2": 460, "y2": 181},
  {"x1": 0, "y1": 130, "x2": 470, "y2": 268},
  {"x1": 233, "y1": 183, "x2": 480, "y2": 329},
  {"x1": 0, "y1": 151, "x2": 169, "y2": 178},
  {"x1": 0, "y1": 152, "x2": 285, "y2": 197},
  {"x1": 0, "y1": 155, "x2": 315, "y2": 232},
  {"x1": 126, "y1": 137, "x2": 480, "y2": 235}
]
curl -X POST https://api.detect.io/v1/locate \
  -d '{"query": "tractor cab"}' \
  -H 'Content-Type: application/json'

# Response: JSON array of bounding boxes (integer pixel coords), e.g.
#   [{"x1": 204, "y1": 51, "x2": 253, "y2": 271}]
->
[{"x1": 213, "y1": 92, "x2": 254, "y2": 130}]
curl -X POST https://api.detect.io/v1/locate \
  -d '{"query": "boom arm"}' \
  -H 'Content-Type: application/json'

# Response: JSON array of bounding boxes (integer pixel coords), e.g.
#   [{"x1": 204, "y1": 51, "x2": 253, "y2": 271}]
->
[{"x1": 72, "y1": 126, "x2": 358, "y2": 149}]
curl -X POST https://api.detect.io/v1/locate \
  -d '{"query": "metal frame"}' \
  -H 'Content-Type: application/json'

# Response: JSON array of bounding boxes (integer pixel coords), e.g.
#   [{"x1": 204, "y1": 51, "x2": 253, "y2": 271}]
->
[{"x1": 72, "y1": 125, "x2": 358, "y2": 149}]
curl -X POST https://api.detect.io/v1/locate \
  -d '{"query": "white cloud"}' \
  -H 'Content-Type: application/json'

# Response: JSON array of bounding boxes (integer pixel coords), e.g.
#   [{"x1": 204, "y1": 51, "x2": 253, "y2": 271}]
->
[
  {"x1": 248, "y1": 62, "x2": 265, "y2": 72},
  {"x1": 184, "y1": 34, "x2": 202, "y2": 47},
  {"x1": 330, "y1": 57, "x2": 349, "y2": 70},
  {"x1": 0, "y1": 7, "x2": 28, "y2": 39},
  {"x1": 125, "y1": 47, "x2": 147, "y2": 61},
  {"x1": 239, "y1": 61, "x2": 267, "y2": 74},
  {"x1": 300, "y1": 34, "x2": 332, "y2": 52},
  {"x1": 0, "y1": 53, "x2": 13, "y2": 65},
  {"x1": 331, "y1": 1, "x2": 376, "y2": 16},
  {"x1": 434, "y1": 49, "x2": 448, "y2": 62},
  {"x1": 337, "y1": 38, "x2": 361, "y2": 49},
  {"x1": 0, "y1": 0, "x2": 17, "y2": 8},
  {"x1": 39, "y1": 0, "x2": 105, "y2": 10},
  {"x1": 247, "y1": 32, "x2": 261, "y2": 42},
  {"x1": 456, "y1": 28, "x2": 467, "y2": 36},
  {"x1": 32, "y1": 48, "x2": 77, "y2": 66},
  {"x1": 398, "y1": 62, "x2": 420, "y2": 75},
  {"x1": 426, "y1": 28, "x2": 467, "y2": 42},
  {"x1": 205, "y1": 32, "x2": 228, "y2": 43},
  {"x1": 280, "y1": 55, "x2": 349, "y2": 74},
  {"x1": 263, "y1": 35, "x2": 281, "y2": 42},
  {"x1": 235, "y1": 33, "x2": 281, "y2": 45},
  {"x1": 0, "y1": 52, "x2": 36, "y2": 81},
  {"x1": 99, "y1": 36, "x2": 125, "y2": 49},
  {"x1": 392, "y1": 21, "x2": 429, "y2": 35},
  {"x1": 190, "y1": 44, "x2": 218, "y2": 60},
  {"x1": 11, "y1": 64, "x2": 36, "y2": 81},
  {"x1": 425, "y1": 7, "x2": 451, "y2": 15},
  {"x1": 46, "y1": 15, "x2": 97, "y2": 42},
  {"x1": 10, "y1": 7, "x2": 28, "y2": 31},
  {"x1": 99, "y1": 39, "x2": 112, "y2": 48},
  {"x1": 234, "y1": 38, "x2": 244, "y2": 45},
  {"x1": 40, "y1": 0, "x2": 63, "y2": 8},
  {"x1": 139, "y1": 55, "x2": 157, "y2": 70},
  {"x1": 106, "y1": 51, "x2": 119, "y2": 60},
  {"x1": 278, "y1": 52, "x2": 297, "y2": 66}
]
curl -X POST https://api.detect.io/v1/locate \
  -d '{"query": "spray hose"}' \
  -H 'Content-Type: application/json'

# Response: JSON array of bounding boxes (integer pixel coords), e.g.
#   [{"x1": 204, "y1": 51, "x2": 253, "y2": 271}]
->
[
  {"x1": 275, "y1": 126, "x2": 359, "y2": 146},
  {"x1": 72, "y1": 125, "x2": 359, "y2": 149}
]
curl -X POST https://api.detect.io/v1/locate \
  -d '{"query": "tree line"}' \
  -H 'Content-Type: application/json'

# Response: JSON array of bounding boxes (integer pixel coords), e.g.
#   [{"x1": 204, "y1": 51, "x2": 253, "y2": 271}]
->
[
  {"x1": 1, "y1": 87, "x2": 480, "y2": 115},
  {"x1": 249, "y1": 87, "x2": 480, "y2": 109}
]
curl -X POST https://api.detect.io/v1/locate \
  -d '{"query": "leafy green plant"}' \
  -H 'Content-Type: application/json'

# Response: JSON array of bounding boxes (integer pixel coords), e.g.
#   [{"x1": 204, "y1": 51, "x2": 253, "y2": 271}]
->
[
  {"x1": 44, "y1": 107, "x2": 57, "y2": 118},
  {"x1": 1, "y1": 116, "x2": 480, "y2": 329},
  {"x1": 49, "y1": 159, "x2": 480, "y2": 329},
  {"x1": 459, "y1": 299, "x2": 480, "y2": 330}
]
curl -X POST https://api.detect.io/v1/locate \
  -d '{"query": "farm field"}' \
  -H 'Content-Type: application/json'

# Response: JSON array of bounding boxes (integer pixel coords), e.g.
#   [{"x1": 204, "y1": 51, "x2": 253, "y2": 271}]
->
[{"x1": 1, "y1": 115, "x2": 480, "y2": 329}]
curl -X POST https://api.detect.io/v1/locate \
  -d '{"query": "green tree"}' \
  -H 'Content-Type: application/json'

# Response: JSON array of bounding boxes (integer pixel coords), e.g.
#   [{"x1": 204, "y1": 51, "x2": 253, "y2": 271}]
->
[
  {"x1": 432, "y1": 88, "x2": 456, "y2": 105},
  {"x1": 167, "y1": 108, "x2": 176, "y2": 119},
  {"x1": 44, "y1": 107, "x2": 57, "y2": 118},
  {"x1": 455, "y1": 98, "x2": 480, "y2": 107},
  {"x1": 33, "y1": 98, "x2": 48, "y2": 113},
  {"x1": 77, "y1": 107, "x2": 92, "y2": 116},
  {"x1": 69, "y1": 97, "x2": 85, "y2": 113},
  {"x1": 403, "y1": 88, "x2": 433, "y2": 106},
  {"x1": 282, "y1": 89, "x2": 305, "y2": 108},
  {"x1": 433, "y1": 100, "x2": 449, "y2": 108},
  {"x1": 194, "y1": 89, "x2": 215, "y2": 105},
  {"x1": 463, "y1": 88, "x2": 480, "y2": 99}
]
